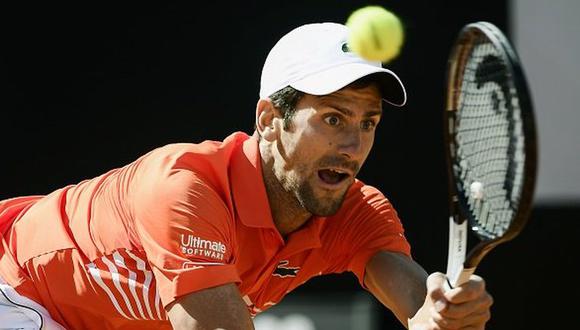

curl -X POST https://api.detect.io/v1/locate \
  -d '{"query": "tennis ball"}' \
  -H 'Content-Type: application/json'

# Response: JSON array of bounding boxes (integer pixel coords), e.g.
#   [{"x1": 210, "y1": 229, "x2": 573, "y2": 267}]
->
[{"x1": 346, "y1": 6, "x2": 404, "y2": 62}]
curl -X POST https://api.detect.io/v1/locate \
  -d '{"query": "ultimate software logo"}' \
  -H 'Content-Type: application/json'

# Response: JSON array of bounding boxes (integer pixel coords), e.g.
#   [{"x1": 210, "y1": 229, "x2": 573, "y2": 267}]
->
[{"x1": 180, "y1": 234, "x2": 226, "y2": 261}]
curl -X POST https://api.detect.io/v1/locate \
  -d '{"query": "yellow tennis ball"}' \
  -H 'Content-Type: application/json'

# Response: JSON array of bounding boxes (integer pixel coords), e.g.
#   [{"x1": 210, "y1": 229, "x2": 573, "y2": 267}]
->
[{"x1": 346, "y1": 6, "x2": 404, "y2": 62}]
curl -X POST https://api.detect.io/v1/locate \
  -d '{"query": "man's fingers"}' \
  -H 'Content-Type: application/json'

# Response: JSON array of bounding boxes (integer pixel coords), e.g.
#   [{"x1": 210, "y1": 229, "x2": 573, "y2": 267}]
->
[
  {"x1": 426, "y1": 272, "x2": 448, "y2": 293},
  {"x1": 444, "y1": 275, "x2": 488, "y2": 304},
  {"x1": 432, "y1": 308, "x2": 491, "y2": 329},
  {"x1": 426, "y1": 272, "x2": 449, "y2": 310},
  {"x1": 442, "y1": 290, "x2": 494, "y2": 319}
]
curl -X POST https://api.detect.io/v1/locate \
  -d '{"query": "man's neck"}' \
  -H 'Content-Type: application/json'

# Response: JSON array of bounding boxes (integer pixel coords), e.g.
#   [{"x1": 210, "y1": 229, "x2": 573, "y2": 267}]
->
[{"x1": 260, "y1": 148, "x2": 311, "y2": 238}]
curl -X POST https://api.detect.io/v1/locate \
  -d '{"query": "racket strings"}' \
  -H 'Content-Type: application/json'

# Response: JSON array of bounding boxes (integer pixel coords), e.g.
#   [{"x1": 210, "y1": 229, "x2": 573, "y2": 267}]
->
[{"x1": 454, "y1": 38, "x2": 526, "y2": 239}]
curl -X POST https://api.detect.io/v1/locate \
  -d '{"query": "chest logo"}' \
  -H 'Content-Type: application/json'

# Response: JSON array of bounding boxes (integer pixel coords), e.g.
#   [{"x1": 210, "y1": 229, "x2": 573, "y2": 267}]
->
[{"x1": 273, "y1": 260, "x2": 300, "y2": 278}]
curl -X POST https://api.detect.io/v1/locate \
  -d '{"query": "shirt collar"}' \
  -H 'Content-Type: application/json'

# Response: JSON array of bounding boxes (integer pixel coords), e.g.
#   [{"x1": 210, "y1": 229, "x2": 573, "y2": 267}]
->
[
  {"x1": 230, "y1": 134, "x2": 275, "y2": 229},
  {"x1": 283, "y1": 216, "x2": 323, "y2": 252}
]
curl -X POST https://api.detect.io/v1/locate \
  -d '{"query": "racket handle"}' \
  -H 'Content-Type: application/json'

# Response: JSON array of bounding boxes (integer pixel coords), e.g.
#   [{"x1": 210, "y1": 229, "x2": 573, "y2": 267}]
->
[{"x1": 445, "y1": 215, "x2": 469, "y2": 290}]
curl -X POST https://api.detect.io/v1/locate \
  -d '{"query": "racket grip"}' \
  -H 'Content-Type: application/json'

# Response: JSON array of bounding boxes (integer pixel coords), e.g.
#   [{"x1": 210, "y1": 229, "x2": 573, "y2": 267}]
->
[
  {"x1": 445, "y1": 215, "x2": 470, "y2": 290},
  {"x1": 444, "y1": 266, "x2": 477, "y2": 291}
]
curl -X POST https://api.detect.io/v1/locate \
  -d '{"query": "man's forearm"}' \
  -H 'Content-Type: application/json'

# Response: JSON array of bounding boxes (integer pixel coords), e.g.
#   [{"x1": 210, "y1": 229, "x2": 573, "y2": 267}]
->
[
  {"x1": 167, "y1": 283, "x2": 255, "y2": 330},
  {"x1": 364, "y1": 251, "x2": 428, "y2": 326}
]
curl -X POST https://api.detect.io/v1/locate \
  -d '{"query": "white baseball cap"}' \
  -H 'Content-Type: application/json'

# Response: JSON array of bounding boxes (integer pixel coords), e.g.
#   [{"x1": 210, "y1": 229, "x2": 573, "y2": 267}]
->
[{"x1": 259, "y1": 22, "x2": 407, "y2": 107}]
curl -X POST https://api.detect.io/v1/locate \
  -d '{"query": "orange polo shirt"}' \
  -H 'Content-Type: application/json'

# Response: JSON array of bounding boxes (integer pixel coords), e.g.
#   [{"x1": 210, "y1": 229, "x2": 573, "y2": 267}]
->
[{"x1": 0, "y1": 132, "x2": 410, "y2": 329}]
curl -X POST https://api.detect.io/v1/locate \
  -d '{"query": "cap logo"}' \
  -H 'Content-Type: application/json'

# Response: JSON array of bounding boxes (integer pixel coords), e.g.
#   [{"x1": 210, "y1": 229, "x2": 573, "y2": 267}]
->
[{"x1": 341, "y1": 42, "x2": 352, "y2": 53}]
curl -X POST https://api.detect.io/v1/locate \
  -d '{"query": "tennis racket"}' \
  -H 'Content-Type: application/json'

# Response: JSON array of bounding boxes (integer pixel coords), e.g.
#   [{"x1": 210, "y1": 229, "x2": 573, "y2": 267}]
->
[{"x1": 443, "y1": 21, "x2": 538, "y2": 288}]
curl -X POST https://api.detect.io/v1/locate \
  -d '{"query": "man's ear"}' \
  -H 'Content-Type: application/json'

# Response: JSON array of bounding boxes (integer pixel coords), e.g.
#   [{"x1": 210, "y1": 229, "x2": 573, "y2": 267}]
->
[{"x1": 255, "y1": 98, "x2": 281, "y2": 142}]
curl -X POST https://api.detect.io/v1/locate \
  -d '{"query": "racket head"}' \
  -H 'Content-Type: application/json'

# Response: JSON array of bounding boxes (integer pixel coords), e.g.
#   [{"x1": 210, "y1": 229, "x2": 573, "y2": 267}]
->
[{"x1": 444, "y1": 22, "x2": 537, "y2": 267}]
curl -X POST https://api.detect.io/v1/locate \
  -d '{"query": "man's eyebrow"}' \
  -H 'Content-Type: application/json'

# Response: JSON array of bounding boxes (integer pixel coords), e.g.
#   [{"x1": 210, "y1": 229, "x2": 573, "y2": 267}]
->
[
  {"x1": 331, "y1": 104, "x2": 354, "y2": 117},
  {"x1": 363, "y1": 108, "x2": 383, "y2": 117},
  {"x1": 320, "y1": 98, "x2": 383, "y2": 117}
]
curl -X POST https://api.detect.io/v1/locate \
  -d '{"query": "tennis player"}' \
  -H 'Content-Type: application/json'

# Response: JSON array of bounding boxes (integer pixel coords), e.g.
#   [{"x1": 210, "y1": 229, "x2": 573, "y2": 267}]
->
[{"x1": 0, "y1": 23, "x2": 492, "y2": 330}]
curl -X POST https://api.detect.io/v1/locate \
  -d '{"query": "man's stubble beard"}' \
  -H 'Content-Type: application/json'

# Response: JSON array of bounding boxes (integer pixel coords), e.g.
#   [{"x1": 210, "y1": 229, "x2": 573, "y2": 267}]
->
[
  {"x1": 278, "y1": 163, "x2": 349, "y2": 217},
  {"x1": 294, "y1": 177, "x2": 348, "y2": 216}
]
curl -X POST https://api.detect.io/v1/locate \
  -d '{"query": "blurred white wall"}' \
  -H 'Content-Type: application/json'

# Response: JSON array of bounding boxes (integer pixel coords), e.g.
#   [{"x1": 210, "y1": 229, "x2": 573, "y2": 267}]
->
[
  {"x1": 252, "y1": 292, "x2": 379, "y2": 330},
  {"x1": 511, "y1": 0, "x2": 580, "y2": 205}
]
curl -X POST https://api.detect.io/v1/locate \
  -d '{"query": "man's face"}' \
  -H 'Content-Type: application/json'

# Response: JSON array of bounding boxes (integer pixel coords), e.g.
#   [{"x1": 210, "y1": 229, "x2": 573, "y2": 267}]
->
[{"x1": 272, "y1": 84, "x2": 382, "y2": 216}]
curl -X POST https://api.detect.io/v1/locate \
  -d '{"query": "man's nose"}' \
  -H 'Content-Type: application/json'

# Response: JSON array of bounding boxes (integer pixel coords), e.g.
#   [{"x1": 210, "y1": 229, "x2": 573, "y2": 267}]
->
[{"x1": 338, "y1": 125, "x2": 363, "y2": 160}]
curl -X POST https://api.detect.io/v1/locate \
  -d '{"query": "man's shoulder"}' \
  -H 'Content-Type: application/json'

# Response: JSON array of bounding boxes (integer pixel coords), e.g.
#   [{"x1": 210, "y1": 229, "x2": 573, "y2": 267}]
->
[
  {"x1": 130, "y1": 132, "x2": 250, "y2": 206},
  {"x1": 344, "y1": 180, "x2": 391, "y2": 208},
  {"x1": 319, "y1": 179, "x2": 408, "y2": 255},
  {"x1": 324, "y1": 180, "x2": 398, "y2": 226},
  {"x1": 146, "y1": 131, "x2": 249, "y2": 161},
  {"x1": 138, "y1": 132, "x2": 249, "y2": 176}
]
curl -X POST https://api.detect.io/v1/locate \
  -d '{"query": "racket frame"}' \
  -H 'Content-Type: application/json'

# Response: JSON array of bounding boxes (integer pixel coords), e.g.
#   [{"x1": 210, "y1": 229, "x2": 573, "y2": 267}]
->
[{"x1": 444, "y1": 21, "x2": 537, "y2": 287}]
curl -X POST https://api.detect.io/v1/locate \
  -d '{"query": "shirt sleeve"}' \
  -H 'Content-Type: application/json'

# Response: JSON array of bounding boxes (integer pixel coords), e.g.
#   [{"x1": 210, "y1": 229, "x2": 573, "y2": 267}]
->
[
  {"x1": 132, "y1": 166, "x2": 239, "y2": 308},
  {"x1": 326, "y1": 183, "x2": 411, "y2": 289}
]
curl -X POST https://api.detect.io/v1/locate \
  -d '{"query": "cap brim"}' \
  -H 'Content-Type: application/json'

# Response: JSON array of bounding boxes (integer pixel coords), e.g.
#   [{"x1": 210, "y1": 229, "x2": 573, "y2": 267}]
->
[{"x1": 290, "y1": 62, "x2": 407, "y2": 107}]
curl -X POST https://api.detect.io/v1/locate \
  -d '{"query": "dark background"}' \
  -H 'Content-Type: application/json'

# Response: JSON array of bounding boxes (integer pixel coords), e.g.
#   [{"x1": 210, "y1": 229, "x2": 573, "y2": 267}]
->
[{"x1": 2, "y1": 1, "x2": 577, "y2": 329}]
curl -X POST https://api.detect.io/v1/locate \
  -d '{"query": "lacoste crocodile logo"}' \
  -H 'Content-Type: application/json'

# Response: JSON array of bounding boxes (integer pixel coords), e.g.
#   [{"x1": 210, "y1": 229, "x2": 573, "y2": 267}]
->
[{"x1": 272, "y1": 260, "x2": 300, "y2": 278}]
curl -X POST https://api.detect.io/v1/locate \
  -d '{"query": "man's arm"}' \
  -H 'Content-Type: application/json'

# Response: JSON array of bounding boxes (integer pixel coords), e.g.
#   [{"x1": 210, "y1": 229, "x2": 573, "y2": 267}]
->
[
  {"x1": 166, "y1": 283, "x2": 255, "y2": 330},
  {"x1": 364, "y1": 251, "x2": 492, "y2": 329},
  {"x1": 363, "y1": 251, "x2": 428, "y2": 326}
]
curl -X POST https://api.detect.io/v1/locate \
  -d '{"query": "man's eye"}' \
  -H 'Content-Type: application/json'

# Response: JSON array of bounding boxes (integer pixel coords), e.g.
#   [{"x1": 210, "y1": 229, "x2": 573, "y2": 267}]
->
[
  {"x1": 324, "y1": 116, "x2": 341, "y2": 126},
  {"x1": 361, "y1": 120, "x2": 376, "y2": 130}
]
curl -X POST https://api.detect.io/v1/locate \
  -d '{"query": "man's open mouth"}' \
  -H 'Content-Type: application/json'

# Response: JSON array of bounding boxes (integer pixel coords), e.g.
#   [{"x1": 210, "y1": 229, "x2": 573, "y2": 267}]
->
[{"x1": 318, "y1": 169, "x2": 350, "y2": 185}]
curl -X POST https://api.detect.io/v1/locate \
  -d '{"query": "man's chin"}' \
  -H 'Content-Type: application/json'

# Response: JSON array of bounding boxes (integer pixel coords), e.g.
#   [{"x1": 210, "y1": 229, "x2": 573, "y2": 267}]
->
[
  {"x1": 295, "y1": 179, "x2": 352, "y2": 216},
  {"x1": 304, "y1": 192, "x2": 348, "y2": 217}
]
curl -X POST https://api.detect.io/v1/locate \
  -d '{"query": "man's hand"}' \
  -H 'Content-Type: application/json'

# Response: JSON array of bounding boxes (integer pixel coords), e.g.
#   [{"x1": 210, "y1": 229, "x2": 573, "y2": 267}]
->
[{"x1": 408, "y1": 272, "x2": 493, "y2": 330}]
